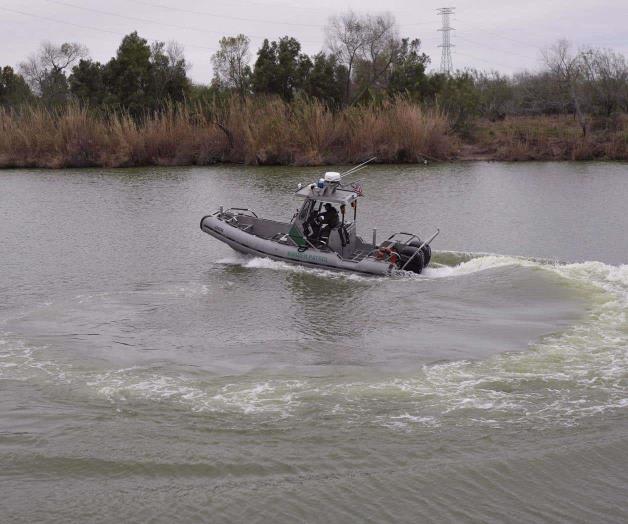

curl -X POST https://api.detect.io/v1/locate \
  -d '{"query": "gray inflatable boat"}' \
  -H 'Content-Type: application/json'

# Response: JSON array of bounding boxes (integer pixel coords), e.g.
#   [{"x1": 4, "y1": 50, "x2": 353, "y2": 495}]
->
[{"x1": 200, "y1": 165, "x2": 439, "y2": 276}]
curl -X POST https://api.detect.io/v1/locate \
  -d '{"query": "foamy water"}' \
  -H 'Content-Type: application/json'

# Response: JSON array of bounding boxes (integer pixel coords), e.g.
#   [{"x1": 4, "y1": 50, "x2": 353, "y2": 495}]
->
[{"x1": 3, "y1": 253, "x2": 625, "y2": 432}]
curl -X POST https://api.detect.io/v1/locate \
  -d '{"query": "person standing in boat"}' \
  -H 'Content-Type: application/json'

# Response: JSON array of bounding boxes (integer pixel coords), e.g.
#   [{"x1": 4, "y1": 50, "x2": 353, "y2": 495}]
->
[
  {"x1": 303, "y1": 205, "x2": 321, "y2": 241},
  {"x1": 318, "y1": 203, "x2": 339, "y2": 244}
]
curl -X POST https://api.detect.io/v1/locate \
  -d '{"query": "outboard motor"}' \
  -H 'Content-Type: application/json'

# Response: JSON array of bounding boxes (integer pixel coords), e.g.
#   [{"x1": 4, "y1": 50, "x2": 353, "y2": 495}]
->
[
  {"x1": 393, "y1": 238, "x2": 431, "y2": 274},
  {"x1": 409, "y1": 238, "x2": 431, "y2": 266}
]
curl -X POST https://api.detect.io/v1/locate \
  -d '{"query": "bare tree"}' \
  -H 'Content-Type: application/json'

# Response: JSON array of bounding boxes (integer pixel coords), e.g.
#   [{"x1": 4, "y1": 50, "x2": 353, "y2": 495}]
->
[
  {"x1": 580, "y1": 47, "x2": 628, "y2": 116},
  {"x1": 150, "y1": 41, "x2": 190, "y2": 75},
  {"x1": 18, "y1": 56, "x2": 47, "y2": 95},
  {"x1": 325, "y1": 11, "x2": 365, "y2": 103},
  {"x1": 471, "y1": 69, "x2": 514, "y2": 118},
  {"x1": 352, "y1": 13, "x2": 400, "y2": 102},
  {"x1": 164, "y1": 41, "x2": 190, "y2": 72},
  {"x1": 510, "y1": 71, "x2": 563, "y2": 115},
  {"x1": 19, "y1": 41, "x2": 88, "y2": 95},
  {"x1": 542, "y1": 39, "x2": 587, "y2": 136},
  {"x1": 211, "y1": 34, "x2": 251, "y2": 98},
  {"x1": 40, "y1": 42, "x2": 88, "y2": 71},
  {"x1": 326, "y1": 11, "x2": 401, "y2": 104}
]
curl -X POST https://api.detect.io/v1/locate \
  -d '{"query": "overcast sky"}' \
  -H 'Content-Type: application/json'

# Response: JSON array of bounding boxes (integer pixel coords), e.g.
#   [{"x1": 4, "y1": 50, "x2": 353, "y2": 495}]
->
[{"x1": 1, "y1": 0, "x2": 626, "y2": 82}]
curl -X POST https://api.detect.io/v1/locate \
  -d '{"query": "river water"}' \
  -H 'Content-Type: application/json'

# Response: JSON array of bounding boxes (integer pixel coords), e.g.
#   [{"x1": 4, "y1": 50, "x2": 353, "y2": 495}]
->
[{"x1": 1, "y1": 162, "x2": 627, "y2": 523}]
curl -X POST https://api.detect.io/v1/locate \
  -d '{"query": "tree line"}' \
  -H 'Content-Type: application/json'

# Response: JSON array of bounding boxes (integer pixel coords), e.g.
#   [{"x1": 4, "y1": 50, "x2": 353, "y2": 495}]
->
[
  {"x1": 2, "y1": 33, "x2": 189, "y2": 114},
  {"x1": 1, "y1": 11, "x2": 627, "y2": 133}
]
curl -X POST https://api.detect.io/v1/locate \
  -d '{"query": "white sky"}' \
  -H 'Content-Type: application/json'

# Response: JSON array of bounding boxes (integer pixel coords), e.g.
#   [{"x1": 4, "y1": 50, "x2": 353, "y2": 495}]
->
[{"x1": 1, "y1": 0, "x2": 626, "y2": 83}]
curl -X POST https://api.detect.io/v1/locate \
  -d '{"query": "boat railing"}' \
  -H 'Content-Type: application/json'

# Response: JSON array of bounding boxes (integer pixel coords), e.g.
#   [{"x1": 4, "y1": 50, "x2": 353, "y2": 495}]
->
[
  {"x1": 385, "y1": 232, "x2": 421, "y2": 245},
  {"x1": 365, "y1": 228, "x2": 438, "y2": 266},
  {"x1": 220, "y1": 207, "x2": 258, "y2": 218},
  {"x1": 215, "y1": 207, "x2": 259, "y2": 228}
]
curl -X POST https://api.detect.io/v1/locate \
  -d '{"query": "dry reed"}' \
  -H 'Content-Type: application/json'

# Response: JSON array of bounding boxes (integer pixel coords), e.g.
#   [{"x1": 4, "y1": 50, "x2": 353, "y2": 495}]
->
[
  {"x1": 467, "y1": 114, "x2": 628, "y2": 161},
  {"x1": 0, "y1": 97, "x2": 453, "y2": 168}
]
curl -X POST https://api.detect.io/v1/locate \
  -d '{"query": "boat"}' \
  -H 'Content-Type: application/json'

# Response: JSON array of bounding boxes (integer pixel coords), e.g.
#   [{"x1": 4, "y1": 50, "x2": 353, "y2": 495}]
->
[{"x1": 200, "y1": 160, "x2": 439, "y2": 276}]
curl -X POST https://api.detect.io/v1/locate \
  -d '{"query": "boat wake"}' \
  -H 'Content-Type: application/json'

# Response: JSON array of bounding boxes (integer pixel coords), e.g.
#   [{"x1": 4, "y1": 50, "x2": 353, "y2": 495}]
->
[
  {"x1": 217, "y1": 254, "x2": 373, "y2": 281},
  {"x1": 1, "y1": 252, "x2": 626, "y2": 431},
  {"x1": 220, "y1": 250, "x2": 554, "y2": 282},
  {"x1": 421, "y1": 252, "x2": 539, "y2": 278}
]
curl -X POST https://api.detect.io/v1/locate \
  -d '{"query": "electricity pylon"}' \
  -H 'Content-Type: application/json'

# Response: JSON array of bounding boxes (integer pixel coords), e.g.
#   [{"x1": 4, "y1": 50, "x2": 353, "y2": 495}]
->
[{"x1": 437, "y1": 7, "x2": 455, "y2": 75}]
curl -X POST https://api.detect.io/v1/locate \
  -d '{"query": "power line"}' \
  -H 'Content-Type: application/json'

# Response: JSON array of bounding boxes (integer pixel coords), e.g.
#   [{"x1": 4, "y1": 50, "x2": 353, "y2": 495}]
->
[
  {"x1": 40, "y1": 0, "x2": 323, "y2": 45},
  {"x1": 22, "y1": 0, "x2": 456, "y2": 55},
  {"x1": 456, "y1": 29, "x2": 544, "y2": 50},
  {"x1": 3, "y1": 1, "x2": 436, "y2": 61},
  {"x1": 455, "y1": 27, "x2": 625, "y2": 55},
  {"x1": 0, "y1": 5, "x2": 215, "y2": 50},
  {"x1": 0, "y1": 4, "x2": 542, "y2": 78},
  {"x1": 455, "y1": 50, "x2": 526, "y2": 71},
  {"x1": 27, "y1": 0, "x2": 442, "y2": 53},
  {"x1": 145, "y1": 0, "x2": 342, "y2": 15},
  {"x1": 455, "y1": 35, "x2": 538, "y2": 61},
  {"x1": 450, "y1": 9, "x2": 624, "y2": 50},
  {"x1": 126, "y1": 0, "x2": 438, "y2": 30},
  {"x1": 1, "y1": 6, "x2": 138, "y2": 39},
  {"x1": 128, "y1": 0, "x2": 444, "y2": 18},
  {"x1": 125, "y1": 0, "x2": 325, "y2": 28}
]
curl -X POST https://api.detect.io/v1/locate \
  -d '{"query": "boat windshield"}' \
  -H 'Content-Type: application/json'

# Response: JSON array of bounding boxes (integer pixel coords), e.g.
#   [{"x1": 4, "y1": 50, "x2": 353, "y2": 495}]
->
[
  {"x1": 297, "y1": 198, "x2": 357, "y2": 226},
  {"x1": 298, "y1": 199, "x2": 315, "y2": 221},
  {"x1": 294, "y1": 184, "x2": 359, "y2": 206}
]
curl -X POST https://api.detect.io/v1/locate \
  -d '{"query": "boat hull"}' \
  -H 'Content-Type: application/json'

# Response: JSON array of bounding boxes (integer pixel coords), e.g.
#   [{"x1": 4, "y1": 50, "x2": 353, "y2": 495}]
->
[{"x1": 200, "y1": 215, "x2": 392, "y2": 275}]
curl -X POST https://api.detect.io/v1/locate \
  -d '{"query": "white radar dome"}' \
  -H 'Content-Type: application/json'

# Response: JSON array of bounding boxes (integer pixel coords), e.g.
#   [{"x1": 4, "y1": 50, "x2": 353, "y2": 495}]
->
[{"x1": 324, "y1": 172, "x2": 341, "y2": 183}]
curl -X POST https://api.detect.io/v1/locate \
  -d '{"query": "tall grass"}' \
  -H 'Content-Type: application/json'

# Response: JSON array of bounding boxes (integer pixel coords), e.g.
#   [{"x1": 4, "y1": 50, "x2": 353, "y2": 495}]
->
[
  {"x1": 0, "y1": 97, "x2": 453, "y2": 168},
  {"x1": 468, "y1": 114, "x2": 628, "y2": 161}
]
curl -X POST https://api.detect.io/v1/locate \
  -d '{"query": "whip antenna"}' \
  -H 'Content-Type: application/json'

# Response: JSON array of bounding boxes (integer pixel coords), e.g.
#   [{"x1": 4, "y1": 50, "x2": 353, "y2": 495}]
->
[{"x1": 339, "y1": 157, "x2": 377, "y2": 180}]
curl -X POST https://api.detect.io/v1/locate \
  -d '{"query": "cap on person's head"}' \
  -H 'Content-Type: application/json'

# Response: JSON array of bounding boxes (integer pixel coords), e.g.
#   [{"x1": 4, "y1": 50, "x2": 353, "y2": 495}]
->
[{"x1": 324, "y1": 203, "x2": 332, "y2": 209}]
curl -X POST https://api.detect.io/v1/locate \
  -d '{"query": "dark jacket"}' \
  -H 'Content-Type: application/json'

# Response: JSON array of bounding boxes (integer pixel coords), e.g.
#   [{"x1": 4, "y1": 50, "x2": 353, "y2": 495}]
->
[{"x1": 320, "y1": 207, "x2": 339, "y2": 228}]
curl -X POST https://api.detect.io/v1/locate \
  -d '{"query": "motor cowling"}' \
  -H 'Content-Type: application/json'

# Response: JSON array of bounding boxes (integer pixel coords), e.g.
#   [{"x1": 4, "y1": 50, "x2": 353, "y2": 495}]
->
[
  {"x1": 394, "y1": 242, "x2": 425, "y2": 274},
  {"x1": 408, "y1": 239, "x2": 431, "y2": 267}
]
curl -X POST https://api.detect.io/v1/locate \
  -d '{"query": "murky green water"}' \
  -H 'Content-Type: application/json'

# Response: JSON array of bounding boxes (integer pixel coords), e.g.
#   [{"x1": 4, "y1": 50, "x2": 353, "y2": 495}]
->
[{"x1": 1, "y1": 162, "x2": 627, "y2": 522}]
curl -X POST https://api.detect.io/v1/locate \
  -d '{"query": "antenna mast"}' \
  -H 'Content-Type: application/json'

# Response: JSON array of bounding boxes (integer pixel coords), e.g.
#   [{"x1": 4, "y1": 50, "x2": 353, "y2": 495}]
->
[{"x1": 437, "y1": 7, "x2": 455, "y2": 75}]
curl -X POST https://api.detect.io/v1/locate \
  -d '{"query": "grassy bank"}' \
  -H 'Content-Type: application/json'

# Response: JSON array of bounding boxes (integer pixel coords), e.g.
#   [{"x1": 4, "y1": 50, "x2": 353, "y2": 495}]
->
[
  {"x1": 1, "y1": 99, "x2": 626, "y2": 168},
  {"x1": 0, "y1": 98, "x2": 452, "y2": 168},
  {"x1": 461, "y1": 114, "x2": 628, "y2": 161}
]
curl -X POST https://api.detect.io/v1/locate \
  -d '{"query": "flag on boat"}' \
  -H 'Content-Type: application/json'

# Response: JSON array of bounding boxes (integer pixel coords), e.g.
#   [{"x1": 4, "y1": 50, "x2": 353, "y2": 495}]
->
[{"x1": 351, "y1": 182, "x2": 363, "y2": 196}]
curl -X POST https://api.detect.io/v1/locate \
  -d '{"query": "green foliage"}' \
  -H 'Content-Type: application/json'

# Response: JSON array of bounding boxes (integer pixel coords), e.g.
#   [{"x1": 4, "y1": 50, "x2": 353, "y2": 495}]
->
[
  {"x1": 0, "y1": 66, "x2": 33, "y2": 107},
  {"x1": 7, "y1": 29, "x2": 627, "y2": 136},
  {"x1": 251, "y1": 39, "x2": 275, "y2": 95},
  {"x1": 103, "y1": 32, "x2": 154, "y2": 113},
  {"x1": 252, "y1": 37, "x2": 311, "y2": 101},
  {"x1": 434, "y1": 72, "x2": 481, "y2": 134},
  {"x1": 149, "y1": 41, "x2": 191, "y2": 103},
  {"x1": 69, "y1": 59, "x2": 106, "y2": 106},
  {"x1": 40, "y1": 68, "x2": 70, "y2": 107},
  {"x1": 68, "y1": 32, "x2": 192, "y2": 115},
  {"x1": 302, "y1": 53, "x2": 346, "y2": 107},
  {"x1": 388, "y1": 39, "x2": 431, "y2": 99}
]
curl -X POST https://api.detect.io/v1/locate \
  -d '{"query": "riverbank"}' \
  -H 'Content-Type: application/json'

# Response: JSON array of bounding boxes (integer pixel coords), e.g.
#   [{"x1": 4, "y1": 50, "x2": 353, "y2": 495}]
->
[
  {"x1": 1, "y1": 101, "x2": 626, "y2": 168},
  {"x1": 459, "y1": 114, "x2": 628, "y2": 161}
]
